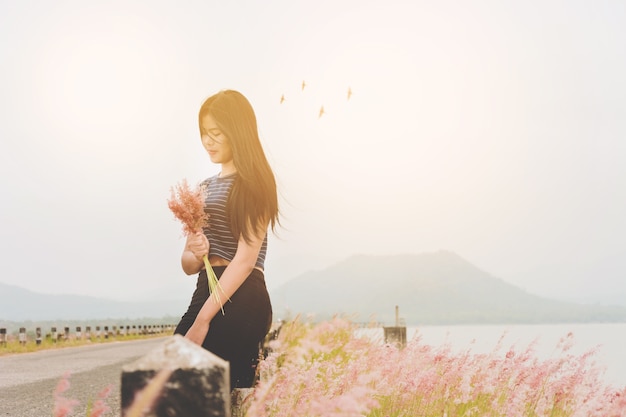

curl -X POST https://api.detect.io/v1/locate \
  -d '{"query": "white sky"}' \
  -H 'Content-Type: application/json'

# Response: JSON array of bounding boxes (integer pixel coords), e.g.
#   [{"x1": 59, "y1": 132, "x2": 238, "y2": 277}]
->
[{"x1": 0, "y1": 0, "x2": 624, "y2": 303}]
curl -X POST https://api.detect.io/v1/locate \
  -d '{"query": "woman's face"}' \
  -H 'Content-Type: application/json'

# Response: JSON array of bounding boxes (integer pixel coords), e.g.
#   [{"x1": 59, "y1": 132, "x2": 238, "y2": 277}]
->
[{"x1": 200, "y1": 114, "x2": 233, "y2": 166}]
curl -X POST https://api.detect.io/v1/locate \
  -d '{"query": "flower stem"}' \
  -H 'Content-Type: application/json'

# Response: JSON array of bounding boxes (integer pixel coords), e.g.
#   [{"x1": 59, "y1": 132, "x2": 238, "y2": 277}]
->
[{"x1": 202, "y1": 255, "x2": 226, "y2": 314}]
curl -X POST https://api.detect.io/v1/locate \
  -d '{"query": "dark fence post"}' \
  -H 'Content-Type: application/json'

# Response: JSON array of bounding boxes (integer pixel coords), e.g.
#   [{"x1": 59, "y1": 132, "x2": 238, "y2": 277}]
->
[
  {"x1": 121, "y1": 334, "x2": 230, "y2": 416},
  {"x1": 0, "y1": 328, "x2": 6, "y2": 346}
]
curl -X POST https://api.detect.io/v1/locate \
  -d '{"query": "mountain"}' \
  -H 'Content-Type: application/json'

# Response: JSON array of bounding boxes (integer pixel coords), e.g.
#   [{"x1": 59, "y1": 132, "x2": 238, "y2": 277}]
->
[
  {"x1": 269, "y1": 251, "x2": 626, "y2": 325},
  {"x1": 4, "y1": 251, "x2": 625, "y2": 326},
  {"x1": 0, "y1": 282, "x2": 189, "y2": 322}
]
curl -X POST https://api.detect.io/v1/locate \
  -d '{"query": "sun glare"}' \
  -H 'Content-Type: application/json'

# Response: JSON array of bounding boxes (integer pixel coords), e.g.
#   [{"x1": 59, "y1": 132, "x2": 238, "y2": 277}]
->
[{"x1": 32, "y1": 14, "x2": 165, "y2": 143}]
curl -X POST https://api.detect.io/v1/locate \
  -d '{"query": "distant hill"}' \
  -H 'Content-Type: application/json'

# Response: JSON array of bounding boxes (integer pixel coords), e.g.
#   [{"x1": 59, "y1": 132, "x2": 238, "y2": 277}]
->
[
  {"x1": 269, "y1": 251, "x2": 626, "y2": 325},
  {"x1": 0, "y1": 282, "x2": 188, "y2": 322},
  {"x1": 4, "y1": 251, "x2": 625, "y2": 327}
]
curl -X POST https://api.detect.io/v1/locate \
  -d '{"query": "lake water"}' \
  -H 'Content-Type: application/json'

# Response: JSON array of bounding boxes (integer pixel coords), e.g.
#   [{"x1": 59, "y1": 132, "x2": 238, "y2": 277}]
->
[{"x1": 359, "y1": 323, "x2": 626, "y2": 388}]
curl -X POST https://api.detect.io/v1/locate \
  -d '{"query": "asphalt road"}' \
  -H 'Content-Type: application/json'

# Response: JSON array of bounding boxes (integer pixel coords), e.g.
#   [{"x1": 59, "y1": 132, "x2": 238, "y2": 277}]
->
[{"x1": 0, "y1": 337, "x2": 168, "y2": 417}]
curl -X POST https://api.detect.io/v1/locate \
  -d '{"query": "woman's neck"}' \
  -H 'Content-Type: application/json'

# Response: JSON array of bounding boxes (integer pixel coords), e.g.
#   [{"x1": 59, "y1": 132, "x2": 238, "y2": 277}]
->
[{"x1": 219, "y1": 161, "x2": 237, "y2": 177}]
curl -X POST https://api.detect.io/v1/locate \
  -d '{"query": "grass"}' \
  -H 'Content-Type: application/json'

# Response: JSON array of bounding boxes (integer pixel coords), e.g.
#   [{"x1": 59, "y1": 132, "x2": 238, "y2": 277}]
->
[
  {"x1": 47, "y1": 317, "x2": 626, "y2": 416},
  {"x1": 244, "y1": 317, "x2": 626, "y2": 417},
  {"x1": 0, "y1": 330, "x2": 170, "y2": 356}
]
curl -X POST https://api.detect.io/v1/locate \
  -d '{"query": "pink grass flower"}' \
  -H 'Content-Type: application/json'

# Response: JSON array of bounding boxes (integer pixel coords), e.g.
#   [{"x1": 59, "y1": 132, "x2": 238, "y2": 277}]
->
[
  {"x1": 88, "y1": 384, "x2": 113, "y2": 417},
  {"x1": 167, "y1": 179, "x2": 209, "y2": 235},
  {"x1": 53, "y1": 372, "x2": 80, "y2": 417},
  {"x1": 167, "y1": 178, "x2": 226, "y2": 311},
  {"x1": 53, "y1": 372, "x2": 112, "y2": 417},
  {"x1": 124, "y1": 368, "x2": 173, "y2": 417}
]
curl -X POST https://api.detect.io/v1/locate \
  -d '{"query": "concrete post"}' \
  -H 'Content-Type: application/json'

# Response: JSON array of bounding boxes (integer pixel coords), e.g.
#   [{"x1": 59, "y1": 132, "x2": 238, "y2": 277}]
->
[
  {"x1": 36, "y1": 327, "x2": 42, "y2": 345},
  {"x1": 395, "y1": 305, "x2": 399, "y2": 326},
  {"x1": 383, "y1": 305, "x2": 407, "y2": 348},
  {"x1": 121, "y1": 334, "x2": 231, "y2": 417},
  {"x1": 0, "y1": 328, "x2": 6, "y2": 346}
]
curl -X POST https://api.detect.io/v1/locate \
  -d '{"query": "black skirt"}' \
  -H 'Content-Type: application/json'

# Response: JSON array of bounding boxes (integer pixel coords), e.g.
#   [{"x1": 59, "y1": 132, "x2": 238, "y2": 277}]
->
[{"x1": 174, "y1": 266, "x2": 273, "y2": 389}]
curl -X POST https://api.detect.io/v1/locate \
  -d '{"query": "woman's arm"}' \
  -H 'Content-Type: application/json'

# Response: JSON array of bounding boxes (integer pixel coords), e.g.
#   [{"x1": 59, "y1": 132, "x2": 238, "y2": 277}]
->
[
  {"x1": 184, "y1": 220, "x2": 268, "y2": 345},
  {"x1": 181, "y1": 232, "x2": 209, "y2": 275}
]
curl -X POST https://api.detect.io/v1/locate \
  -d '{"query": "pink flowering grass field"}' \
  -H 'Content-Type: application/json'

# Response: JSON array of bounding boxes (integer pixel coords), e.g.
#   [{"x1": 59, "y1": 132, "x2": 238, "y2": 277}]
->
[
  {"x1": 53, "y1": 317, "x2": 626, "y2": 416},
  {"x1": 245, "y1": 317, "x2": 626, "y2": 417}
]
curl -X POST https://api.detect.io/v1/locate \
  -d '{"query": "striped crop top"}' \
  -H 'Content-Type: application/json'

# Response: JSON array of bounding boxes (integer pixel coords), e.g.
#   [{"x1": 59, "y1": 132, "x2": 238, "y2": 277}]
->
[{"x1": 201, "y1": 173, "x2": 268, "y2": 270}]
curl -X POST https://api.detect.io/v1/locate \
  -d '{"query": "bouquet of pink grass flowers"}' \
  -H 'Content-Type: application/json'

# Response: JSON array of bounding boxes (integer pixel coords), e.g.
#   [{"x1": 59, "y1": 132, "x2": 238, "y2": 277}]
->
[{"x1": 168, "y1": 179, "x2": 226, "y2": 312}]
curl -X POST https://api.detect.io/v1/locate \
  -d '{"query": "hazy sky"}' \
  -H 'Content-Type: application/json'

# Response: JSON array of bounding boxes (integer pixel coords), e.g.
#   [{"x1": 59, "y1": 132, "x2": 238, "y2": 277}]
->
[{"x1": 1, "y1": 0, "x2": 624, "y2": 304}]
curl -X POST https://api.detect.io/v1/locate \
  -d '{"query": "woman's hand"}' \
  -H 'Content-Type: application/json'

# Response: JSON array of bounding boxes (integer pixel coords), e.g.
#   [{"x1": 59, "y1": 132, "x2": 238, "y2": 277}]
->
[
  {"x1": 181, "y1": 232, "x2": 210, "y2": 275},
  {"x1": 186, "y1": 231, "x2": 209, "y2": 262},
  {"x1": 184, "y1": 320, "x2": 210, "y2": 346}
]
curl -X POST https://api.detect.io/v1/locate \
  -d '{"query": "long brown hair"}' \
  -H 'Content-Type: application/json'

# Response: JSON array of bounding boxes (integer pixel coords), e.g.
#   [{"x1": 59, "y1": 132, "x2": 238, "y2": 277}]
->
[{"x1": 198, "y1": 90, "x2": 279, "y2": 242}]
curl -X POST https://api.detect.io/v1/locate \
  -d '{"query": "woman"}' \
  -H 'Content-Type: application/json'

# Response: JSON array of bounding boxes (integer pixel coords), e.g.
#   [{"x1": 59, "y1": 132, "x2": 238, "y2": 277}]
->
[{"x1": 174, "y1": 90, "x2": 279, "y2": 390}]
